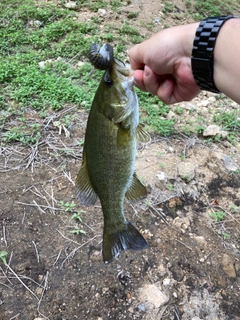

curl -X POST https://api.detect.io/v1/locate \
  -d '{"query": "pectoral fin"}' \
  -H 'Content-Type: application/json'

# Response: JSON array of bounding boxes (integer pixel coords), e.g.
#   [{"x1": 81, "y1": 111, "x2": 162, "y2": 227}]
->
[
  {"x1": 125, "y1": 173, "x2": 148, "y2": 201},
  {"x1": 76, "y1": 149, "x2": 98, "y2": 206},
  {"x1": 136, "y1": 123, "x2": 151, "y2": 143}
]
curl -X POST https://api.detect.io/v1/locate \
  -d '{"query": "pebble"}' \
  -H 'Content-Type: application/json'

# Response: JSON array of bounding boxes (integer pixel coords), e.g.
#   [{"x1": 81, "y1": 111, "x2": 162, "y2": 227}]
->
[
  {"x1": 203, "y1": 125, "x2": 227, "y2": 137},
  {"x1": 162, "y1": 278, "x2": 171, "y2": 286},
  {"x1": 222, "y1": 155, "x2": 239, "y2": 171},
  {"x1": 177, "y1": 161, "x2": 195, "y2": 182},
  {"x1": 138, "y1": 303, "x2": 146, "y2": 312},
  {"x1": 156, "y1": 171, "x2": 167, "y2": 181},
  {"x1": 139, "y1": 284, "x2": 169, "y2": 308},
  {"x1": 197, "y1": 99, "x2": 210, "y2": 107},
  {"x1": 29, "y1": 20, "x2": 42, "y2": 27},
  {"x1": 167, "y1": 110, "x2": 176, "y2": 120},
  {"x1": 98, "y1": 8, "x2": 107, "y2": 17},
  {"x1": 64, "y1": 1, "x2": 77, "y2": 9},
  {"x1": 221, "y1": 254, "x2": 236, "y2": 278},
  {"x1": 194, "y1": 236, "x2": 206, "y2": 249},
  {"x1": 185, "y1": 102, "x2": 197, "y2": 110},
  {"x1": 76, "y1": 61, "x2": 85, "y2": 68}
]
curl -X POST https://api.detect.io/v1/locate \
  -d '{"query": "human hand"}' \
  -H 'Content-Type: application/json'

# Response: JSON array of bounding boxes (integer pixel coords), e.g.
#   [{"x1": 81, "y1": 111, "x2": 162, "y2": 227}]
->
[{"x1": 128, "y1": 23, "x2": 201, "y2": 104}]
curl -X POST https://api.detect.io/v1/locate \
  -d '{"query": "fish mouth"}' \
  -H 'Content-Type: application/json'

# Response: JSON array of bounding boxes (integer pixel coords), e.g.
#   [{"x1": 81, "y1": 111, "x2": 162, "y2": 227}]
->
[{"x1": 112, "y1": 59, "x2": 135, "y2": 89}]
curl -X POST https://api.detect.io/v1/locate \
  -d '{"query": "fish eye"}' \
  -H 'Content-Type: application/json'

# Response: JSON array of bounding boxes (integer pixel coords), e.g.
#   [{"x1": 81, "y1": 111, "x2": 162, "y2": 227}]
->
[{"x1": 104, "y1": 79, "x2": 113, "y2": 87}]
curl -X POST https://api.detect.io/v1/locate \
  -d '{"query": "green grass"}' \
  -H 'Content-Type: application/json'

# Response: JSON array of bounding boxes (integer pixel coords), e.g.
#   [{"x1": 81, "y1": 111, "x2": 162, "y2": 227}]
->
[
  {"x1": 186, "y1": 0, "x2": 240, "y2": 20},
  {"x1": 1, "y1": 0, "x2": 239, "y2": 147},
  {"x1": 136, "y1": 89, "x2": 175, "y2": 136}
]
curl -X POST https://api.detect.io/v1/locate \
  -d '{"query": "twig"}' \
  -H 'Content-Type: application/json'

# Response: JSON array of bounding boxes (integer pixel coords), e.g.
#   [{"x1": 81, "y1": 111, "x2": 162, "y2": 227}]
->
[
  {"x1": 32, "y1": 241, "x2": 40, "y2": 263},
  {"x1": 10, "y1": 314, "x2": 20, "y2": 320},
  {"x1": 32, "y1": 200, "x2": 46, "y2": 214},
  {"x1": 63, "y1": 170, "x2": 75, "y2": 186},
  {"x1": 16, "y1": 201, "x2": 62, "y2": 211},
  {"x1": 56, "y1": 230, "x2": 99, "y2": 268},
  {"x1": 174, "y1": 307, "x2": 181, "y2": 320},
  {"x1": 37, "y1": 271, "x2": 49, "y2": 320},
  {"x1": 148, "y1": 205, "x2": 169, "y2": 226},
  {"x1": 56, "y1": 229, "x2": 99, "y2": 247},
  {"x1": 0, "y1": 281, "x2": 13, "y2": 290},
  {"x1": 2, "y1": 226, "x2": 7, "y2": 246},
  {"x1": 175, "y1": 238, "x2": 193, "y2": 251},
  {"x1": 0, "y1": 266, "x2": 13, "y2": 285},
  {"x1": 5, "y1": 264, "x2": 39, "y2": 302},
  {"x1": 53, "y1": 249, "x2": 62, "y2": 266},
  {"x1": 21, "y1": 208, "x2": 26, "y2": 224}
]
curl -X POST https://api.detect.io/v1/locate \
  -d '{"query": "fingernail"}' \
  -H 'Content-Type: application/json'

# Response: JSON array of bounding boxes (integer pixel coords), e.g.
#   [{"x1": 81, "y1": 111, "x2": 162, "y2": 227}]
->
[
  {"x1": 162, "y1": 80, "x2": 170, "y2": 88},
  {"x1": 144, "y1": 66, "x2": 151, "y2": 77}
]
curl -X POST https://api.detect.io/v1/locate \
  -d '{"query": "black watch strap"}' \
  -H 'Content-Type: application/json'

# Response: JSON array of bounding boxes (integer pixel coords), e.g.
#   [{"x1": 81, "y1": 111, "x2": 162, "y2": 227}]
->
[{"x1": 191, "y1": 15, "x2": 237, "y2": 93}]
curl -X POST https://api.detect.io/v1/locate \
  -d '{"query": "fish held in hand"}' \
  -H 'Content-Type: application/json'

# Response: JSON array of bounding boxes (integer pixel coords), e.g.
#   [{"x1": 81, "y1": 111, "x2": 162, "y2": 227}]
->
[{"x1": 76, "y1": 43, "x2": 150, "y2": 263}]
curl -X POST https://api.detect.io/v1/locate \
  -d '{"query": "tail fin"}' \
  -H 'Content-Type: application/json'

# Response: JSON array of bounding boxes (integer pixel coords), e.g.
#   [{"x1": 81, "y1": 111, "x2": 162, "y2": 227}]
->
[{"x1": 103, "y1": 221, "x2": 148, "y2": 263}]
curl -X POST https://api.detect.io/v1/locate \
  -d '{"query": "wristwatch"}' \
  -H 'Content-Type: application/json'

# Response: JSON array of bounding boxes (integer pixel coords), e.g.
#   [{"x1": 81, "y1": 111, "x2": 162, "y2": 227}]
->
[{"x1": 191, "y1": 15, "x2": 237, "y2": 93}]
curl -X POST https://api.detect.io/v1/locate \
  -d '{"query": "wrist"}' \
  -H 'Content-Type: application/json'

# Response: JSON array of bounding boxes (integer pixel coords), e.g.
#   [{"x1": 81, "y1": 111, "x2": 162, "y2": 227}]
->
[{"x1": 191, "y1": 16, "x2": 237, "y2": 93}]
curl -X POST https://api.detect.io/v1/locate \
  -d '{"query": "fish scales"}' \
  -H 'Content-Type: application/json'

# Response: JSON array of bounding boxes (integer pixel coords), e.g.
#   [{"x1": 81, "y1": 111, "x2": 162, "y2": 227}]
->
[{"x1": 76, "y1": 44, "x2": 150, "y2": 263}]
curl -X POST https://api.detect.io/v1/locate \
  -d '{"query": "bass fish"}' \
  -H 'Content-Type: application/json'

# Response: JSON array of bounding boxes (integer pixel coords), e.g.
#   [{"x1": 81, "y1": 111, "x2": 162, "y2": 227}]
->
[{"x1": 76, "y1": 43, "x2": 150, "y2": 263}]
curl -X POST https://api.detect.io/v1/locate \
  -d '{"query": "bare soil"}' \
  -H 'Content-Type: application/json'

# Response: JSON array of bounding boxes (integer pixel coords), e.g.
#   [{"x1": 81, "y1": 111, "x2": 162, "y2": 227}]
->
[{"x1": 0, "y1": 1, "x2": 240, "y2": 320}]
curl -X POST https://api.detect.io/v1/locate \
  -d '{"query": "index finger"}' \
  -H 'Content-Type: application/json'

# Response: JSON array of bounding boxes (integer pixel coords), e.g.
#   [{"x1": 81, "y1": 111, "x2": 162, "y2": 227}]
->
[{"x1": 128, "y1": 44, "x2": 145, "y2": 70}]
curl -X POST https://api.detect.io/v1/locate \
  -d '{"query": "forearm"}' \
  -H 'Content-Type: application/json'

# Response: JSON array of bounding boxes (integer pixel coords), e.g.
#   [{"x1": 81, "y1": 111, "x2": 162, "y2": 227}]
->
[{"x1": 213, "y1": 18, "x2": 240, "y2": 103}]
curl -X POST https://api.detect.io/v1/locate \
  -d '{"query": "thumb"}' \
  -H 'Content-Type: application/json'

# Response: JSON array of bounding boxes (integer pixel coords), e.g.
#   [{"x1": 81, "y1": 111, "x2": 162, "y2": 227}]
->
[{"x1": 157, "y1": 79, "x2": 175, "y2": 104}]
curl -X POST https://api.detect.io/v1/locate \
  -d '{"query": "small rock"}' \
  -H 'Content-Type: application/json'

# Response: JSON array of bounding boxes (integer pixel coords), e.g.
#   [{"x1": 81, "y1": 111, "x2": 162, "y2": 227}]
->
[
  {"x1": 208, "y1": 96, "x2": 216, "y2": 103},
  {"x1": 220, "y1": 130, "x2": 229, "y2": 138},
  {"x1": 222, "y1": 155, "x2": 239, "y2": 171},
  {"x1": 38, "y1": 59, "x2": 53, "y2": 69},
  {"x1": 194, "y1": 236, "x2": 206, "y2": 248},
  {"x1": 139, "y1": 284, "x2": 169, "y2": 308},
  {"x1": 102, "y1": 287, "x2": 109, "y2": 294},
  {"x1": 138, "y1": 303, "x2": 146, "y2": 312},
  {"x1": 203, "y1": 125, "x2": 222, "y2": 137},
  {"x1": 221, "y1": 254, "x2": 236, "y2": 278},
  {"x1": 167, "y1": 110, "x2": 176, "y2": 120},
  {"x1": 38, "y1": 61, "x2": 46, "y2": 68},
  {"x1": 157, "y1": 264, "x2": 168, "y2": 277},
  {"x1": 162, "y1": 278, "x2": 171, "y2": 286},
  {"x1": 185, "y1": 103, "x2": 197, "y2": 110},
  {"x1": 64, "y1": 1, "x2": 77, "y2": 9},
  {"x1": 98, "y1": 8, "x2": 107, "y2": 17},
  {"x1": 217, "y1": 275, "x2": 227, "y2": 288},
  {"x1": 76, "y1": 61, "x2": 85, "y2": 67},
  {"x1": 170, "y1": 264, "x2": 184, "y2": 281},
  {"x1": 177, "y1": 161, "x2": 195, "y2": 182},
  {"x1": 197, "y1": 99, "x2": 210, "y2": 107},
  {"x1": 155, "y1": 172, "x2": 168, "y2": 189},
  {"x1": 29, "y1": 20, "x2": 42, "y2": 27}
]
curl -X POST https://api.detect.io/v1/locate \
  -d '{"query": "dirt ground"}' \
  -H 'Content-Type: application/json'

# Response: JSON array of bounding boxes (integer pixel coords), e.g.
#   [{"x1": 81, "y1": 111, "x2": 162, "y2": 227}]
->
[{"x1": 0, "y1": 1, "x2": 240, "y2": 320}]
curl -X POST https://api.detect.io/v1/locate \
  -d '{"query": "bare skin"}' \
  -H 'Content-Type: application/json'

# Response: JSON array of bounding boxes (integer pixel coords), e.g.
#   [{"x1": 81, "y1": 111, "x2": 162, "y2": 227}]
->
[{"x1": 129, "y1": 18, "x2": 240, "y2": 104}]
